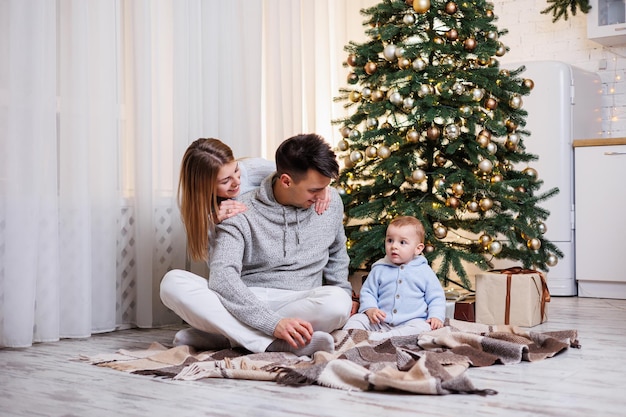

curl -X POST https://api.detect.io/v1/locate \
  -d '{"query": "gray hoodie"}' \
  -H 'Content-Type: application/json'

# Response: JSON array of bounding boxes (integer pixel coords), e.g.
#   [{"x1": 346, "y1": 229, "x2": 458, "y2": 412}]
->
[{"x1": 208, "y1": 173, "x2": 351, "y2": 336}]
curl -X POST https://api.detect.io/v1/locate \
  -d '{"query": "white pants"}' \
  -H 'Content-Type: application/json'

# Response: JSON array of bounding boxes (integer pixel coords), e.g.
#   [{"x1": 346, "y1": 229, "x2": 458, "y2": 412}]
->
[
  {"x1": 160, "y1": 269, "x2": 351, "y2": 353},
  {"x1": 343, "y1": 313, "x2": 431, "y2": 340}
]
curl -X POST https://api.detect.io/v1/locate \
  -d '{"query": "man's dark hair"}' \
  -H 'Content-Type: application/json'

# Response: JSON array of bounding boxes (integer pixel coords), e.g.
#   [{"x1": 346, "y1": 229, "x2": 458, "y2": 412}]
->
[{"x1": 275, "y1": 133, "x2": 339, "y2": 181}]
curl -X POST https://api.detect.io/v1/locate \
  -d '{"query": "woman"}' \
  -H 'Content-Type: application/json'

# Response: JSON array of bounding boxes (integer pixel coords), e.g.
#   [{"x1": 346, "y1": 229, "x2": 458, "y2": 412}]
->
[{"x1": 178, "y1": 138, "x2": 330, "y2": 262}]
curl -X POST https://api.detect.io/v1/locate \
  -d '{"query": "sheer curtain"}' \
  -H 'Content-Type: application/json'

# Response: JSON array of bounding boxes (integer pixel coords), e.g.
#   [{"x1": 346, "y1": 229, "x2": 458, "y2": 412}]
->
[{"x1": 0, "y1": 0, "x2": 375, "y2": 347}]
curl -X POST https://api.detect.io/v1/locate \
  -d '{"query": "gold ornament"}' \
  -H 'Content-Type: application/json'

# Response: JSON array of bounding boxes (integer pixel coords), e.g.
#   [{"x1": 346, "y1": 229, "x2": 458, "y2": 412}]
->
[
  {"x1": 366, "y1": 117, "x2": 379, "y2": 130},
  {"x1": 340, "y1": 126, "x2": 351, "y2": 138},
  {"x1": 411, "y1": 169, "x2": 426, "y2": 183},
  {"x1": 413, "y1": 0, "x2": 430, "y2": 14},
  {"x1": 523, "y1": 79, "x2": 535, "y2": 90},
  {"x1": 445, "y1": 1, "x2": 457, "y2": 14},
  {"x1": 425, "y1": 244, "x2": 435, "y2": 253},
  {"x1": 349, "y1": 91, "x2": 361, "y2": 103},
  {"x1": 403, "y1": 14, "x2": 416, "y2": 25},
  {"x1": 464, "y1": 37, "x2": 477, "y2": 51},
  {"x1": 491, "y1": 174, "x2": 503, "y2": 183},
  {"x1": 377, "y1": 145, "x2": 391, "y2": 159},
  {"x1": 403, "y1": 97, "x2": 416, "y2": 110},
  {"x1": 485, "y1": 97, "x2": 498, "y2": 110},
  {"x1": 347, "y1": 72, "x2": 358, "y2": 84},
  {"x1": 364, "y1": 61, "x2": 377, "y2": 75},
  {"x1": 527, "y1": 238, "x2": 541, "y2": 250},
  {"x1": 505, "y1": 140, "x2": 518, "y2": 151},
  {"x1": 538, "y1": 222, "x2": 548, "y2": 234},
  {"x1": 426, "y1": 125, "x2": 441, "y2": 140},
  {"x1": 452, "y1": 182, "x2": 464, "y2": 197},
  {"x1": 479, "y1": 233, "x2": 492, "y2": 247},
  {"x1": 496, "y1": 42, "x2": 506, "y2": 57},
  {"x1": 479, "y1": 197, "x2": 493, "y2": 211},
  {"x1": 406, "y1": 129, "x2": 420, "y2": 143},
  {"x1": 486, "y1": 9, "x2": 494, "y2": 19},
  {"x1": 488, "y1": 241, "x2": 502, "y2": 255},
  {"x1": 446, "y1": 196, "x2": 460, "y2": 209},
  {"x1": 365, "y1": 146, "x2": 378, "y2": 158},
  {"x1": 398, "y1": 57, "x2": 412, "y2": 70},
  {"x1": 350, "y1": 150, "x2": 363, "y2": 163},
  {"x1": 349, "y1": 129, "x2": 361, "y2": 140},
  {"x1": 337, "y1": 139, "x2": 349, "y2": 151},
  {"x1": 434, "y1": 177, "x2": 446, "y2": 189},
  {"x1": 523, "y1": 167, "x2": 538, "y2": 180},
  {"x1": 477, "y1": 130, "x2": 491, "y2": 147},
  {"x1": 505, "y1": 119, "x2": 517, "y2": 132},
  {"x1": 347, "y1": 54, "x2": 357, "y2": 67},
  {"x1": 471, "y1": 88, "x2": 484, "y2": 101},
  {"x1": 371, "y1": 90, "x2": 384, "y2": 102},
  {"x1": 433, "y1": 223, "x2": 448, "y2": 239},
  {"x1": 413, "y1": 58, "x2": 427, "y2": 71},
  {"x1": 444, "y1": 124, "x2": 460, "y2": 139},
  {"x1": 466, "y1": 200, "x2": 480, "y2": 212},
  {"x1": 435, "y1": 154, "x2": 447, "y2": 167},
  {"x1": 446, "y1": 29, "x2": 459, "y2": 41},
  {"x1": 478, "y1": 159, "x2": 494, "y2": 174},
  {"x1": 546, "y1": 254, "x2": 558, "y2": 267},
  {"x1": 509, "y1": 94, "x2": 523, "y2": 109},
  {"x1": 389, "y1": 91, "x2": 403, "y2": 106}
]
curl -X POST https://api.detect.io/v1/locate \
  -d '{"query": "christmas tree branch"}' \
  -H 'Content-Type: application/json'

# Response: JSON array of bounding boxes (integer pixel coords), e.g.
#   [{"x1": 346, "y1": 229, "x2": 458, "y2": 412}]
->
[{"x1": 541, "y1": 0, "x2": 591, "y2": 23}]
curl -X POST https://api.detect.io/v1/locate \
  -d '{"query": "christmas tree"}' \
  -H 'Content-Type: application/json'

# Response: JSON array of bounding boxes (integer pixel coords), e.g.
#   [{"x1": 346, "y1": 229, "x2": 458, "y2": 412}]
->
[{"x1": 334, "y1": 0, "x2": 562, "y2": 289}]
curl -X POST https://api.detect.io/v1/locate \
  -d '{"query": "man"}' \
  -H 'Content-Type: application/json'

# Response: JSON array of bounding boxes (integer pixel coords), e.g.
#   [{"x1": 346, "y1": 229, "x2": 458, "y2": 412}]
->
[{"x1": 160, "y1": 133, "x2": 353, "y2": 355}]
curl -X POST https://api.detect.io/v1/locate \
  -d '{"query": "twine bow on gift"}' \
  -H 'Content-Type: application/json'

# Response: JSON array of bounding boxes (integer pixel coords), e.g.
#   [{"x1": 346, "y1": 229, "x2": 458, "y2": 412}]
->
[{"x1": 490, "y1": 267, "x2": 551, "y2": 325}]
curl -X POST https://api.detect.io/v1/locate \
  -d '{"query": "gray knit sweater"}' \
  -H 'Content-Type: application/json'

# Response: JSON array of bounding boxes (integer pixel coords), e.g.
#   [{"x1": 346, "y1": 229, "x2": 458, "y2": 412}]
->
[{"x1": 208, "y1": 173, "x2": 351, "y2": 336}]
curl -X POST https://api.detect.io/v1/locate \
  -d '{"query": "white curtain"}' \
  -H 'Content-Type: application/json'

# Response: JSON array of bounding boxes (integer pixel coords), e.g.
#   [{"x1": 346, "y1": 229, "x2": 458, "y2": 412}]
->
[{"x1": 0, "y1": 0, "x2": 376, "y2": 347}]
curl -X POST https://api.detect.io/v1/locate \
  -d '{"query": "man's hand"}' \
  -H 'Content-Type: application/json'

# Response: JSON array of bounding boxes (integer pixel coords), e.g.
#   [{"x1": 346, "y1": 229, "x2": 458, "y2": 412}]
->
[
  {"x1": 273, "y1": 318, "x2": 314, "y2": 348},
  {"x1": 365, "y1": 308, "x2": 386, "y2": 324},
  {"x1": 350, "y1": 301, "x2": 359, "y2": 316}
]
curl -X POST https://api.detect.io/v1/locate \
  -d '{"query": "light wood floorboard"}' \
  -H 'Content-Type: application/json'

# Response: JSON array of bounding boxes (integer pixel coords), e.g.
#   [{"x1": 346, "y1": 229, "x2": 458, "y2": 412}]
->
[{"x1": 1, "y1": 296, "x2": 625, "y2": 417}]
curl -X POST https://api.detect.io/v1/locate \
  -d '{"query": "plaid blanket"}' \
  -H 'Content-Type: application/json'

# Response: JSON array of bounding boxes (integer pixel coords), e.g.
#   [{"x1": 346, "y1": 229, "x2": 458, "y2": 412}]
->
[{"x1": 78, "y1": 319, "x2": 579, "y2": 395}]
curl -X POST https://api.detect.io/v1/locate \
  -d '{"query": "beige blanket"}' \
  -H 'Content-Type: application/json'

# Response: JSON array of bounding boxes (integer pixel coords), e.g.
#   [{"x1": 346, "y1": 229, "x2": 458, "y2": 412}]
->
[{"x1": 78, "y1": 319, "x2": 580, "y2": 395}]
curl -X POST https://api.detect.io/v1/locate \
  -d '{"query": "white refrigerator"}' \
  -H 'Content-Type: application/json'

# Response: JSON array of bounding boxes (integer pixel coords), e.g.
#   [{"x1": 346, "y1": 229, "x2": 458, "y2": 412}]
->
[{"x1": 506, "y1": 61, "x2": 603, "y2": 295}]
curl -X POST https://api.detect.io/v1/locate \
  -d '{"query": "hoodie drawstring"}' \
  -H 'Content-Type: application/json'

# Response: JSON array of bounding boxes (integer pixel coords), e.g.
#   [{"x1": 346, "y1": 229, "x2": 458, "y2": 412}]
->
[{"x1": 281, "y1": 207, "x2": 302, "y2": 257}]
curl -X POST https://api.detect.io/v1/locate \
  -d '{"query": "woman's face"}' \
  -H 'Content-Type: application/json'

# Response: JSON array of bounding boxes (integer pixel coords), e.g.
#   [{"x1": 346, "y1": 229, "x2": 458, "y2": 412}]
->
[{"x1": 215, "y1": 160, "x2": 241, "y2": 199}]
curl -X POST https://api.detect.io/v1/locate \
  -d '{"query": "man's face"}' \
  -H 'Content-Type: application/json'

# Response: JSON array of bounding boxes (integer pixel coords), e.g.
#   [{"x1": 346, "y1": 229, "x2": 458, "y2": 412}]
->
[{"x1": 283, "y1": 169, "x2": 331, "y2": 208}]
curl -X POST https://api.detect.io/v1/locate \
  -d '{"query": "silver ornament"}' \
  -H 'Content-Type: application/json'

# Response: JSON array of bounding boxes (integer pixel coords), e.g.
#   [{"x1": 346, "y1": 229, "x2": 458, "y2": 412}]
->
[{"x1": 383, "y1": 44, "x2": 397, "y2": 61}]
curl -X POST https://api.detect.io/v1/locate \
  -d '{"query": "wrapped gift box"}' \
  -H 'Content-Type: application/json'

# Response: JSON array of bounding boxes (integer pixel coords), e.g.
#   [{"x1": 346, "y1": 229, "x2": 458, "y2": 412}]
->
[
  {"x1": 475, "y1": 268, "x2": 550, "y2": 327},
  {"x1": 454, "y1": 295, "x2": 476, "y2": 322}
]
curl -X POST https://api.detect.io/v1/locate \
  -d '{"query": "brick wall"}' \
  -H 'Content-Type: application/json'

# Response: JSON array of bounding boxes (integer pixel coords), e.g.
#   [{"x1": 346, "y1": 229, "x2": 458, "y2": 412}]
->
[{"x1": 493, "y1": 0, "x2": 626, "y2": 137}]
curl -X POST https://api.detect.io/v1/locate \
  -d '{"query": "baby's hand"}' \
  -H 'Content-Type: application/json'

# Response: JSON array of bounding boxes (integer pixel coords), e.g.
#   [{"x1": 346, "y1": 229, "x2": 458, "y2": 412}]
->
[
  {"x1": 426, "y1": 317, "x2": 443, "y2": 330},
  {"x1": 365, "y1": 308, "x2": 386, "y2": 324}
]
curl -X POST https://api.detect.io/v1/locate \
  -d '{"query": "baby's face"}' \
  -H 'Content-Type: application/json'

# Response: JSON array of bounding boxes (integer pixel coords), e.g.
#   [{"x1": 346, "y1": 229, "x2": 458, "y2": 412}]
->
[{"x1": 385, "y1": 224, "x2": 424, "y2": 265}]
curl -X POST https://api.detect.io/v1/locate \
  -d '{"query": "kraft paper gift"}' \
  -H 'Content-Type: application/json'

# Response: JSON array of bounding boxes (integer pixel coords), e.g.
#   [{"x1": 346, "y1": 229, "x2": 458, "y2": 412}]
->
[{"x1": 475, "y1": 267, "x2": 550, "y2": 327}]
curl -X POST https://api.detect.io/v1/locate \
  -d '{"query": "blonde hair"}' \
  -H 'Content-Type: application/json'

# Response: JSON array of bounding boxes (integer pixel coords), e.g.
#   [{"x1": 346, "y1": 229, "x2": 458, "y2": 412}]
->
[
  {"x1": 178, "y1": 138, "x2": 235, "y2": 262},
  {"x1": 388, "y1": 216, "x2": 425, "y2": 243}
]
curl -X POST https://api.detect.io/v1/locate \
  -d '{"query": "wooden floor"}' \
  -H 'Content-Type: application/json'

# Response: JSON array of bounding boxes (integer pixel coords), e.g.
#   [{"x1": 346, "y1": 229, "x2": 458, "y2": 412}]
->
[{"x1": 1, "y1": 296, "x2": 626, "y2": 417}]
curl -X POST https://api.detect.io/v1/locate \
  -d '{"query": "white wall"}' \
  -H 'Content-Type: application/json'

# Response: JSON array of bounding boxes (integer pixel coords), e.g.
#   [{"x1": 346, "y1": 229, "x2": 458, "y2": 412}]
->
[{"x1": 493, "y1": 0, "x2": 626, "y2": 138}]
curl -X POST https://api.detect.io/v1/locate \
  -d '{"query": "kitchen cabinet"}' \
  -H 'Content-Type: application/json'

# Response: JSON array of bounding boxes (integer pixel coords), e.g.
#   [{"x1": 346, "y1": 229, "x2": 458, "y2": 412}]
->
[
  {"x1": 574, "y1": 139, "x2": 626, "y2": 299},
  {"x1": 587, "y1": 0, "x2": 626, "y2": 46}
]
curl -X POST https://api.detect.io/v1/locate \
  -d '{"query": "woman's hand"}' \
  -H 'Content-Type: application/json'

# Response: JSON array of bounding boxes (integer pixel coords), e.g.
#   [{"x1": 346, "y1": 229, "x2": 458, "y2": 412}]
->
[
  {"x1": 314, "y1": 187, "x2": 332, "y2": 215},
  {"x1": 217, "y1": 200, "x2": 247, "y2": 223}
]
